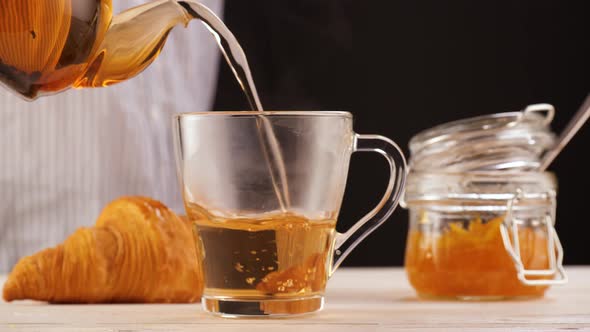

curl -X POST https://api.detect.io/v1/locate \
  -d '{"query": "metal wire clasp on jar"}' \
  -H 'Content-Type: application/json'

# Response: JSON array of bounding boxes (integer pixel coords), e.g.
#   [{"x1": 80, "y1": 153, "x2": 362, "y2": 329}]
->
[{"x1": 402, "y1": 104, "x2": 567, "y2": 300}]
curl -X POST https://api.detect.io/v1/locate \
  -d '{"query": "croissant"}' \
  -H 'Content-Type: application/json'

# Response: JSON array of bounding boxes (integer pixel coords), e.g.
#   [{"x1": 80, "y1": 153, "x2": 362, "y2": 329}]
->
[{"x1": 2, "y1": 196, "x2": 203, "y2": 303}]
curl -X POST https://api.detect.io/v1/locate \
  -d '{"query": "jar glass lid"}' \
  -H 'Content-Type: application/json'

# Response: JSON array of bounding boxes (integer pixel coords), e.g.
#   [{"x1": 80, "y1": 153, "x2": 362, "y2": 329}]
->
[{"x1": 409, "y1": 104, "x2": 556, "y2": 172}]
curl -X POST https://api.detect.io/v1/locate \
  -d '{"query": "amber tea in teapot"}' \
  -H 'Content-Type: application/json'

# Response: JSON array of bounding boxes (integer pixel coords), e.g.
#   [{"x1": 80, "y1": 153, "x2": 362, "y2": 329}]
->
[
  {"x1": 0, "y1": 0, "x2": 109, "y2": 98},
  {"x1": 0, "y1": 0, "x2": 261, "y2": 109}
]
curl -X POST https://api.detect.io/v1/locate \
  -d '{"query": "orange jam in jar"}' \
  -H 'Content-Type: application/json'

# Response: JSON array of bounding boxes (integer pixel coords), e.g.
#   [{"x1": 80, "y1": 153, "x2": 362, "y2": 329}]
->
[
  {"x1": 403, "y1": 172, "x2": 566, "y2": 300},
  {"x1": 403, "y1": 106, "x2": 567, "y2": 300},
  {"x1": 405, "y1": 214, "x2": 550, "y2": 299}
]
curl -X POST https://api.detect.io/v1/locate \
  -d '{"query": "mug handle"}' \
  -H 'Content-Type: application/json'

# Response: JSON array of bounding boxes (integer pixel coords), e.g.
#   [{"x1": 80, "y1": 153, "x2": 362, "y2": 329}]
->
[{"x1": 331, "y1": 134, "x2": 407, "y2": 274}]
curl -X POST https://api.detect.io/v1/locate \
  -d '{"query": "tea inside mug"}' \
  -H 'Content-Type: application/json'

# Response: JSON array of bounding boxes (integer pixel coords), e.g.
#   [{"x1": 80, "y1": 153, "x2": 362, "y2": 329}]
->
[{"x1": 188, "y1": 202, "x2": 335, "y2": 307}]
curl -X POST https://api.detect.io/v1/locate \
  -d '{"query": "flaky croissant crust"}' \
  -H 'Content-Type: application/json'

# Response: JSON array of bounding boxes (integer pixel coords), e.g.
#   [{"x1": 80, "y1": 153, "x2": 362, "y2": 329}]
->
[{"x1": 3, "y1": 196, "x2": 202, "y2": 303}]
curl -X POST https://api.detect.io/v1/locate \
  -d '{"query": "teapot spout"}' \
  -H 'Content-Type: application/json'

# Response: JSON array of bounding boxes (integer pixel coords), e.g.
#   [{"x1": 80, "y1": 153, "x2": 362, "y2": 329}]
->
[
  {"x1": 75, "y1": 0, "x2": 262, "y2": 110},
  {"x1": 76, "y1": 0, "x2": 193, "y2": 88}
]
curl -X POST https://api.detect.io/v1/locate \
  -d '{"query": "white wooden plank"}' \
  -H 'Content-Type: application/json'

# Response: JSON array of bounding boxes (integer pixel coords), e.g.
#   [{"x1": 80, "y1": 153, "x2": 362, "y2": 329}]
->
[{"x1": 1, "y1": 267, "x2": 589, "y2": 331}]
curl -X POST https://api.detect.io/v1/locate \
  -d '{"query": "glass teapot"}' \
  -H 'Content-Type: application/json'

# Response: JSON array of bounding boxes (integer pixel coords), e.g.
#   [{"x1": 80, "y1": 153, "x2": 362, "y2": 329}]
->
[{"x1": 0, "y1": 0, "x2": 250, "y2": 101}]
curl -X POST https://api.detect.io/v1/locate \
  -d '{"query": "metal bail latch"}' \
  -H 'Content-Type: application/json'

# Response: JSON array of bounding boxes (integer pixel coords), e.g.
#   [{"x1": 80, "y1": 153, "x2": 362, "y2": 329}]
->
[
  {"x1": 521, "y1": 103, "x2": 555, "y2": 126},
  {"x1": 499, "y1": 189, "x2": 568, "y2": 286}
]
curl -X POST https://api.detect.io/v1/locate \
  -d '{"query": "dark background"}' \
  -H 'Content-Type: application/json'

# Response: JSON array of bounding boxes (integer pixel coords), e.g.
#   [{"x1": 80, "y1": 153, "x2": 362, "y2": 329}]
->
[{"x1": 213, "y1": 1, "x2": 590, "y2": 266}]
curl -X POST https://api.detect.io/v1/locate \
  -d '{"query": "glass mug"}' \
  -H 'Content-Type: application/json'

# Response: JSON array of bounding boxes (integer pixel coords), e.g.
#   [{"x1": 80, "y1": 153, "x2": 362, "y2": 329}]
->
[{"x1": 173, "y1": 111, "x2": 406, "y2": 317}]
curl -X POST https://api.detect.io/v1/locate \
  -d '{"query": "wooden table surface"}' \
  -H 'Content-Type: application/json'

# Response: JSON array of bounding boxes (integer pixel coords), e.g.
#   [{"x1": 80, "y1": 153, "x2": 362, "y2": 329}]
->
[{"x1": 1, "y1": 267, "x2": 589, "y2": 331}]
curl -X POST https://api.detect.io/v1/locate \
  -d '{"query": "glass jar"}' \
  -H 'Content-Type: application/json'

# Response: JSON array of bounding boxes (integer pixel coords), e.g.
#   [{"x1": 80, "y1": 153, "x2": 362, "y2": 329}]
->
[{"x1": 403, "y1": 104, "x2": 567, "y2": 300}]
